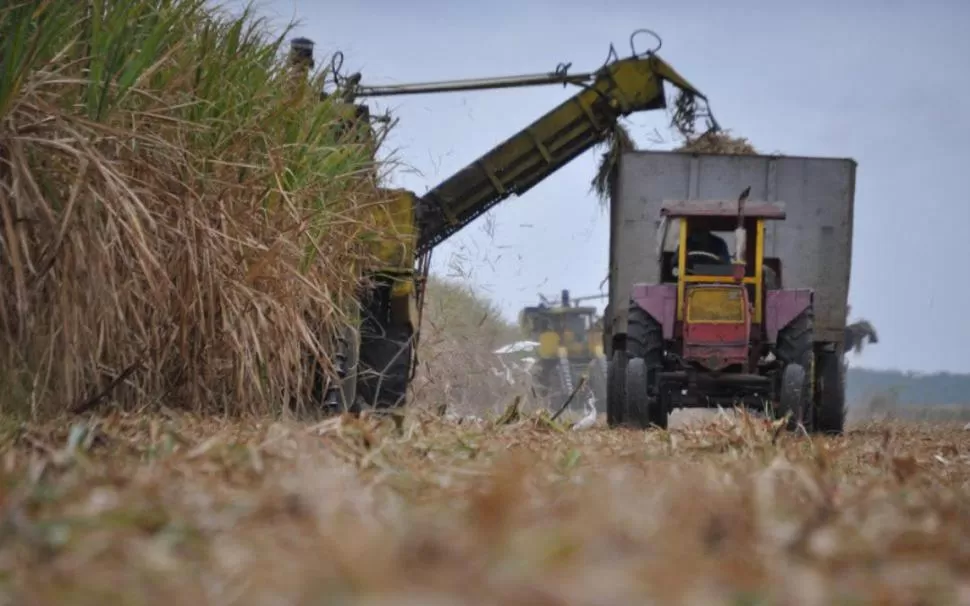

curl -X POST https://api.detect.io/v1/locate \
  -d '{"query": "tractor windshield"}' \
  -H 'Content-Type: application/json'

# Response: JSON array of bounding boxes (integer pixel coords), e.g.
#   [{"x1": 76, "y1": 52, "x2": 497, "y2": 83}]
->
[
  {"x1": 562, "y1": 313, "x2": 588, "y2": 341},
  {"x1": 674, "y1": 226, "x2": 736, "y2": 277},
  {"x1": 663, "y1": 219, "x2": 735, "y2": 262},
  {"x1": 662, "y1": 216, "x2": 760, "y2": 283},
  {"x1": 686, "y1": 230, "x2": 732, "y2": 264}
]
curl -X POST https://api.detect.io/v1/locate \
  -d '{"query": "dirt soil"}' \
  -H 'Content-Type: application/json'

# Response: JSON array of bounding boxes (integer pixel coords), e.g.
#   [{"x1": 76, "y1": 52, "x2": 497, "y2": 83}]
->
[{"x1": 1, "y1": 409, "x2": 968, "y2": 606}]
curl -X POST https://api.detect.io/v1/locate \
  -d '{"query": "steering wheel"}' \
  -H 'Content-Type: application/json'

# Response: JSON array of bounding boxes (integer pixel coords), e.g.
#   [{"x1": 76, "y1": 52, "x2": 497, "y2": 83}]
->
[{"x1": 685, "y1": 250, "x2": 725, "y2": 275}]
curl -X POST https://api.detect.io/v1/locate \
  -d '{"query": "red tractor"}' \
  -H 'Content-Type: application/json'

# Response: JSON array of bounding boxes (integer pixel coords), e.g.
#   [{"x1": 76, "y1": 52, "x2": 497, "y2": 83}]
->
[{"x1": 609, "y1": 189, "x2": 839, "y2": 433}]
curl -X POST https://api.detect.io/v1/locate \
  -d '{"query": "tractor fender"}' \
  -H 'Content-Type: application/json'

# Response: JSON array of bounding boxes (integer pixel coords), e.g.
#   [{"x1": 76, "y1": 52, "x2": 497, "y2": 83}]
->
[
  {"x1": 765, "y1": 289, "x2": 813, "y2": 343},
  {"x1": 629, "y1": 283, "x2": 677, "y2": 340}
]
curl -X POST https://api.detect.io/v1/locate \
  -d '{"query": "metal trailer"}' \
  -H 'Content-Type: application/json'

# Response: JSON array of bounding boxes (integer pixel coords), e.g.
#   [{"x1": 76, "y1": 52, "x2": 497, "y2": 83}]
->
[{"x1": 605, "y1": 150, "x2": 856, "y2": 352}]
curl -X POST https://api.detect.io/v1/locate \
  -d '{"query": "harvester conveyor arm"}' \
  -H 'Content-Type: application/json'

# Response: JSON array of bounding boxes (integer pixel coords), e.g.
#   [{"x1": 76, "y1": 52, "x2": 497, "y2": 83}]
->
[
  {"x1": 354, "y1": 71, "x2": 595, "y2": 97},
  {"x1": 358, "y1": 54, "x2": 710, "y2": 255}
]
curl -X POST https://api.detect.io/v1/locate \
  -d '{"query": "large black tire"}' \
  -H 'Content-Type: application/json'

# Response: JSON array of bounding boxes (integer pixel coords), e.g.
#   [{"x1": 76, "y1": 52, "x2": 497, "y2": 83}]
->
[
  {"x1": 625, "y1": 302, "x2": 665, "y2": 425},
  {"x1": 606, "y1": 349, "x2": 627, "y2": 427},
  {"x1": 357, "y1": 322, "x2": 413, "y2": 410},
  {"x1": 626, "y1": 303, "x2": 664, "y2": 372},
  {"x1": 815, "y1": 348, "x2": 845, "y2": 435},
  {"x1": 625, "y1": 357, "x2": 650, "y2": 428},
  {"x1": 775, "y1": 308, "x2": 816, "y2": 432},
  {"x1": 625, "y1": 357, "x2": 668, "y2": 430}
]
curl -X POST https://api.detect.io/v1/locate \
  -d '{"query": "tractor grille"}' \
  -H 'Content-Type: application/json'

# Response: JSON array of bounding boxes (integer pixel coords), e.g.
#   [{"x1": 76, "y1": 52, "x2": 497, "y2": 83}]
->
[{"x1": 686, "y1": 287, "x2": 745, "y2": 324}]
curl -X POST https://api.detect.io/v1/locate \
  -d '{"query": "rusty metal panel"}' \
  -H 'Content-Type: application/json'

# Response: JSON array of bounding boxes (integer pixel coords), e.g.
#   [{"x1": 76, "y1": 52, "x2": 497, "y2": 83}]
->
[{"x1": 609, "y1": 150, "x2": 855, "y2": 344}]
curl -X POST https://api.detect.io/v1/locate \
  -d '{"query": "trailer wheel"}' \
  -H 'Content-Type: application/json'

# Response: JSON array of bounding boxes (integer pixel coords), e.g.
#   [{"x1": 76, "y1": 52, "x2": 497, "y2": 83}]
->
[
  {"x1": 815, "y1": 349, "x2": 845, "y2": 435},
  {"x1": 606, "y1": 350, "x2": 627, "y2": 427},
  {"x1": 775, "y1": 308, "x2": 816, "y2": 432}
]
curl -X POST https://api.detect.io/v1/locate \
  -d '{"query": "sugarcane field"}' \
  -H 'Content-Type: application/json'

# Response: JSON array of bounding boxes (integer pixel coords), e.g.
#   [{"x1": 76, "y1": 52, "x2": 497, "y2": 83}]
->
[{"x1": 2, "y1": 1, "x2": 969, "y2": 604}]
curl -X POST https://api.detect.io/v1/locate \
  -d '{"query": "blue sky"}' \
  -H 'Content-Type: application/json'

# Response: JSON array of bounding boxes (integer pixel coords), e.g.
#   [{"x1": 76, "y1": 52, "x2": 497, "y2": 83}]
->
[{"x1": 240, "y1": 0, "x2": 970, "y2": 373}]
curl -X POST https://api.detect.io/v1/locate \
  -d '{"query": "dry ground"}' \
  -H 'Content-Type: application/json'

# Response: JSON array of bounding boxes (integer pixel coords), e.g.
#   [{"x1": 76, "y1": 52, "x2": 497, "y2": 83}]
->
[{"x1": 1, "y1": 408, "x2": 969, "y2": 606}]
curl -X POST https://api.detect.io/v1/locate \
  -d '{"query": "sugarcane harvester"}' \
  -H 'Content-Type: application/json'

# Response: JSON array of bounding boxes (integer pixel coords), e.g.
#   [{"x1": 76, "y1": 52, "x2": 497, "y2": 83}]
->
[
  {"x1": 287, "y1": 32, "x2": 718, "y2": 412},
  {"x1": 519, "y1": 290, "x2": 610, "y2": 412}
]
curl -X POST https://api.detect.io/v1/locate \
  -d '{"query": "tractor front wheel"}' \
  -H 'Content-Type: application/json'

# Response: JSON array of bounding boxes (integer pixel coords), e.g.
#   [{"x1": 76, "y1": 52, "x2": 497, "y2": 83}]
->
[
  {"x1": 623, "y1": 302, "x2": 666, "y2": 430},
  {"x1": 606, "y1": 349, "x2": 627, "y2": 427},
  {"x1": 625, "y1": 357, "x2": 649, "y2": 428},
  {"x1": 625, "y1": 357, "x2": 668, "y2": 430}
]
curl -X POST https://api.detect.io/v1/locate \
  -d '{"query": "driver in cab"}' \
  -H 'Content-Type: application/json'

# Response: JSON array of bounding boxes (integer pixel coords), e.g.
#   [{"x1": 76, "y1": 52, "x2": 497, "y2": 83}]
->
[
  {"x1": 685, "y1": 229, "x2": 731, "y2": 265},
  {"x1": 668, "y1": 228, "x2": 732, "y2": 278}
]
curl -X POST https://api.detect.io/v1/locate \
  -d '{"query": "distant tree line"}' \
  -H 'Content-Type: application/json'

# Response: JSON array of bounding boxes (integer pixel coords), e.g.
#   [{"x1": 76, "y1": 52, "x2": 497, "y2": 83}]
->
[{"x1": 846, "y1": 367, "x2": 970, "y2": 406}]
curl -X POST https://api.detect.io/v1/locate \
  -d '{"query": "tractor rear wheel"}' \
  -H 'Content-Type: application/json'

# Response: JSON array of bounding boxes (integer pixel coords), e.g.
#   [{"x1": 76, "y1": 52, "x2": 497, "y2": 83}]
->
[
  {"x1": 815, "y1": 348, "x2": 845, "y2": 435},
  {"x1": 775, "y1": 308, "x2": 816, "y2": 432},
  {"x1": 606, "y1": 349, "x2": 627, "y2": 427},
  {"x1": 626, "y1": 303, "x2": 664, "y2": 374}
]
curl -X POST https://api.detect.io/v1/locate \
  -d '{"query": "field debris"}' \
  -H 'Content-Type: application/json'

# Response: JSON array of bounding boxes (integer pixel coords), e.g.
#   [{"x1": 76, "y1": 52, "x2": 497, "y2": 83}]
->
[
  {"x1": 1, "y1": 411, "x2": 969, "y2": 605},
  {"x1": 676, "y1": 130, "x2": 759, "y2": 155}
]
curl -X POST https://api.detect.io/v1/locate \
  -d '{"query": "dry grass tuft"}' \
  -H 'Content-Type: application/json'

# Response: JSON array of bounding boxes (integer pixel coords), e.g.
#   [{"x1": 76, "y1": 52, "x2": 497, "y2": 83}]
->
[
  {"x1": 591, "y1": 123, "x2": 757, "y2": 210},
  {"x1": 0, "y1": 1, "x2": 393, "y2": 417},
  {"x1": 676, "y1": 130, "x2": 758, "y2": 155},
  {"x1": 2, "y1": 411, "x2": 969, "y2": 604},
  {"x1": 412, "y1": 276, "x2": 539, "y2": 418}
]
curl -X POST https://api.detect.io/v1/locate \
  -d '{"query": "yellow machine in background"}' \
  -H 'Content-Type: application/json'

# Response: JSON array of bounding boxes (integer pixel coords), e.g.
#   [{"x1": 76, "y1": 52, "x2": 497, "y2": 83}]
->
[
  {"x1": 519, "y1": 290, "x2": 609, "y2": 412},
  {"x1": 288, "y1": 31, "x2": 717, "y2": 413}
]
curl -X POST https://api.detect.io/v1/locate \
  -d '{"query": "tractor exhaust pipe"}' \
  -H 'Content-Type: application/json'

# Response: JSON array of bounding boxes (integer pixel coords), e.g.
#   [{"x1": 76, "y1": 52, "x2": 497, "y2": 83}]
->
[{"x1": 732, "y1": 186, "x2": 751, "y2": 281}]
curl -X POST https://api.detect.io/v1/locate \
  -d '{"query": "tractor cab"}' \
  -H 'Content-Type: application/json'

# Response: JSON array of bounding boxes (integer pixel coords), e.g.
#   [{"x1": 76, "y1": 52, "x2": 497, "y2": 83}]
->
[{"x1": 656, "y1": 198, "x2": 786, "y2": 372}]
